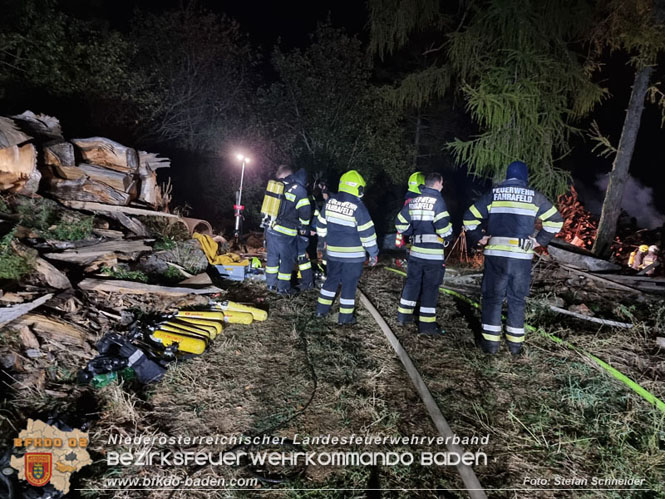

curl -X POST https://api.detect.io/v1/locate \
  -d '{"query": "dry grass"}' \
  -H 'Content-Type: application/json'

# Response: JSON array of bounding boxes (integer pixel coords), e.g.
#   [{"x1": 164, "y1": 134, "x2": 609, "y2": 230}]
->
[{"x1": 3, "y1": 260, "x2": 664, "y2": 498}]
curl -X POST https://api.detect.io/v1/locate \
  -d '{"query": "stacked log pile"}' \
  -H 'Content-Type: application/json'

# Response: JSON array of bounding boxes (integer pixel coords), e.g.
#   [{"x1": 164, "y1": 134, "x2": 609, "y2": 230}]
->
[
  {"x1": 0, "y1": 196, "x2": 218, "y2": 396},
  {"x1": 0, "y1": 111, "x2": 170, "y2": 208}
]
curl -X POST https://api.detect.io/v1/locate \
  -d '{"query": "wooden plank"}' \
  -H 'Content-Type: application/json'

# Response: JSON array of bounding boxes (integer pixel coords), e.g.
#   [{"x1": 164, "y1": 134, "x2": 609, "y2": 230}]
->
[
  {"x1": 13, "y1": 243, "x2": 71, "y2": 290},
  {"x1": 78, "y1": 278, "x2": 222, "y2": 296},
  {"x1": 59, "y1": 200, "x2": 180, "y2": 218},
  {"x1": 0, "y1": 294, "x2": 53, "y2": 327}
]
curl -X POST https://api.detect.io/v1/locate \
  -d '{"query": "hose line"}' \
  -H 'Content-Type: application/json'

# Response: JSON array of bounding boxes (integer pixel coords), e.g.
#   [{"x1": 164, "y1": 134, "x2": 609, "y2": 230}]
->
[{"x1": 384, "y1": 267, "x2": 665, "y2": 414}]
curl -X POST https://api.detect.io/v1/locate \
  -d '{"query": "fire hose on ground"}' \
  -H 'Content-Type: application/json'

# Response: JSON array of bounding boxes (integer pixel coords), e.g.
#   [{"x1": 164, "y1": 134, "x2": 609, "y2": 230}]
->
[{"x1": 384, "y1": 267, "x2": 665, "y2": 414}]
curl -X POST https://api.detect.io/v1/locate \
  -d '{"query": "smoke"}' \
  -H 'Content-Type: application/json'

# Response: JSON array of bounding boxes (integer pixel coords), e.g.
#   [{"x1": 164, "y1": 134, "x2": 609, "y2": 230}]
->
[{"x1": 592, "y1": 174, "x2": 665, "y2": 229}]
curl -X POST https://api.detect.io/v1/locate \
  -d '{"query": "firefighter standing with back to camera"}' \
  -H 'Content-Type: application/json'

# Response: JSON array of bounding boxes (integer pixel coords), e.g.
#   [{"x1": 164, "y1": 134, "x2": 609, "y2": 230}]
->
[
  {"x1": 264, "y1": 165, "x2": 311, "y2": 295},
  {"x1": 316, "y1": 170, "x2": 378, "y2": 324},
  {"x1": 463, "y1": 161, "x2": 563, "y2": 355},
  {"x1": 395, "y1": 172, "x2": 453, "y2": 335}
]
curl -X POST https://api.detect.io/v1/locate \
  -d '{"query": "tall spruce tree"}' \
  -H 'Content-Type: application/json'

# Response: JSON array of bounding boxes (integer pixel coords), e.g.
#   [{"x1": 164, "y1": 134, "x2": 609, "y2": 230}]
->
[{"x1": 369, "y1": 0, "x2": 606, "y2": 196}]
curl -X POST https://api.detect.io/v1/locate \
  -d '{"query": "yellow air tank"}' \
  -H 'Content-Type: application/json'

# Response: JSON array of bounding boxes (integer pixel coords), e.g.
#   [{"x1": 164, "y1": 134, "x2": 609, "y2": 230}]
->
[{"x1": 260, "y1": 180, "x2": 284, "y2": 227}]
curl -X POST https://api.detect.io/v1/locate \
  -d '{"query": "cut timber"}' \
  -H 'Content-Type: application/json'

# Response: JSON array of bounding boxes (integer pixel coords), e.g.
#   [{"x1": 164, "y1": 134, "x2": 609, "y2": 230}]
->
[
  {"x1": 78, "y1": 278, "x2": 222, "y2": 296},
  {"x1": 78, "y1": 163, "x2": 133, "y2": 192},
  {"x1": 51, "y1": 164, "x2": 85, "y2": 180},
  {"x1": 0, "y1": 294, "x2": 53, "y2": 327},
  {"x1": 44, "y1": 239, "x2": 152, "y2": 264},
  {"x1": 71, "y1": 137, "x2": 138, "y2": 172},
  {"x1": 44, "y1": 142, "x2": 76, "y2": 168},
  {"x1": 0, "y1": 116, "x2": 31, "y2": 148},
  {"x1": 47, "y1": 176, "x2": 131, "y2": 205},
  {"x1": 0, "y1": 143, "x2": 37, "y2": 191},
  {"x1": 11, "y1": 111, "x2": 63, "y2": 141},
  {"x1": 60, "y1": 200, "x2": 180, "y2": 218},
  {"x1": 12, "y1": 313, "x2": 88, "y2": 346},
  {"x1": 548, "y1": 241, "x2": 621, "y2": 272}
]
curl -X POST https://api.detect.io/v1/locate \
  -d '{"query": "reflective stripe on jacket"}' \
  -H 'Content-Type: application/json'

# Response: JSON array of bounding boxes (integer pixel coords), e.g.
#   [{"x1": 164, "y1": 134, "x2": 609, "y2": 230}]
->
[
  {"x1": 316, "y1": 191, "x2": 378, "y2": 263},
  {"x1": 463, "y1": 179, "x2": 563, "y2": 259},
  {"x1": 273, "y1": 170, "x2": 311, "y2": 237},
  {"x1": 395, "y1": 186, "x2": 453, "y2": 262}
]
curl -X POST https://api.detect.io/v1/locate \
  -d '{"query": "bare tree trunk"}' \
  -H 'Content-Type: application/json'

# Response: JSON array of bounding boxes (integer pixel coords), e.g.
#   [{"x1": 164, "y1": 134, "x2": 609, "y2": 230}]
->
[
  {"x1": 592, "y1": 65, "x2": 653, "y2": 258},
  {"x1": 413, "y1": 113, "x2": 422, "y2": 169}
]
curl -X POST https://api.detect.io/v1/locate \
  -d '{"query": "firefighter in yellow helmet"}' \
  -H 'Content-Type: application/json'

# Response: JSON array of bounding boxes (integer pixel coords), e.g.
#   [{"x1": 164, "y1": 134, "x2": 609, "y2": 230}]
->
[
  {"x1": 396, "y1": 172, "x2": 426, "y2": 249},
  {"x1": 315, "y1": 170, "x2": 378, "y2": 324},
  {"x1": 629, "y1": 244, "x2": 649, "y2": 271}
]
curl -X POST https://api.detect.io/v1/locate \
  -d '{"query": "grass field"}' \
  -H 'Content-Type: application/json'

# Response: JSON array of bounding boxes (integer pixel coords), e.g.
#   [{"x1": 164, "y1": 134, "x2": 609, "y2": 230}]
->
[{"x1": 72, "y1": 263, "x2": 665, "y2": 498}]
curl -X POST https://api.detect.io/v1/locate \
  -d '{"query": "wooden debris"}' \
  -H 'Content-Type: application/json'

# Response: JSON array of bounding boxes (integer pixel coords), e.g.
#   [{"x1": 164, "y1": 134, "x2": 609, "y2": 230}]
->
[
  {"x1": 548, "y1": 241, "x2": 621, "y2": 272},
  {"x1": 92, "y1": 228, "x2": 125, "y2": 239},
  {"x1": 44, "y1": 142, "x2": 76, "y2": 168},
  {"x1": 0, "y1": 294, "x2": 53, "y2": 327},
  {"x1": 568, "y1": 303, "x2": 594, "y2": 316},
  {"x1": 60, "y1": 200, "x2": 180, "y2": 218},
  {"x1": 0, "y1": 293, "x2": 25, "y2": 304},
  {"x1": 109, "y1": 212, "x2": 150, "y2": 236},
  {"x1": 19, "y1": 326, "x2": 40, "y2": 349},
  {"x1": 548, "y1": 305, "x2": 633, "y2": 328},
  {"x1": 558, "y1": 264, "x2": 641, "y2": 293},
  {"x1": 12, "y1": 313, "x2": 89, "y2": 346},
  {"x1": 0, "y1": 116, "x2": 31, "y2": 148},
  {"x1": 78, "y1": 278, "x2": 222, "y2": 296},
  {"x1": 13, "y1": 242, "x2": 71, "y2": 289},
  {"x1": 71, "y1": 137, "x2": 139, "y2": 172},
  {"x1": 179, "y1": 272, "x2": 212, "y2": 285},
  {"x1": 78, "y1": 163, "x2": 133, "y2": 192},
  {"x1": 46, "y1": 176, "x2": 131, "y2": 205},
  {"x1": 0, "y1": 143, "x2": 37, "y2": 191},
  {"x1": 44, "y1": 239, "x2": 152, "y2": 264},
  {"x1": 11, "y1": 111, "x2": 63, "y2": 140}
]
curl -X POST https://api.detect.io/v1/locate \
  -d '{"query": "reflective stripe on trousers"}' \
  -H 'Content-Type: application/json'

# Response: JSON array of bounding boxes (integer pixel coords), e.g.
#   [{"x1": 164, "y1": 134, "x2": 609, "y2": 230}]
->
[
  {"x1": 397, "y1": 256, "x2": 444, "y2": 332},
  {"x1": 317, "y1": 260, "x2": 364, "y2": 323},
  {"x1": 481, "y1": 255, "x2": 532, "y2": 353},
  {"x1": 265, "y1": 229, "x2": 297, "y2": 291}
]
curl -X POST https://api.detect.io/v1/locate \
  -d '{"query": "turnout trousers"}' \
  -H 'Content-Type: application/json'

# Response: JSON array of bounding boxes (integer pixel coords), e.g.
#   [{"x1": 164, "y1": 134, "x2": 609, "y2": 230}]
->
[
  {"x1": 397, "y1": 257, "x2": 445, "y2": 333},
  {"x1": 316, "y1": 260, "x2": 364, "y2": 323},
  {"x1": 480, "y1": 255, "x2": 532, "y2": 354},
  {"x1": 296, "y1": 235, "x2": 314, "y2": 290},
  {"x1": 265, "y1": 228, "x2": 297, "y2": 292}
]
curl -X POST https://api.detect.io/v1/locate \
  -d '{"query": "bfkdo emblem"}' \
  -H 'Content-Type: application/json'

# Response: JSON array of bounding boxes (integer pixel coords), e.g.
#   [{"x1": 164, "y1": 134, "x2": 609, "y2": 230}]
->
[{"x1": 25, "y1": 453, "x2": 52, "y2": 487}]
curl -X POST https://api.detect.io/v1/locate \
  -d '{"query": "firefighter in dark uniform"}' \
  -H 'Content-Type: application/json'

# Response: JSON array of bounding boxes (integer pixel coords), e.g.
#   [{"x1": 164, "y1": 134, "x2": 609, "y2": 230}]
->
[
  {"x1": 315, "y1": 170, "x2": 378, "y2": 324},
  {"x1": 463, "y1": 161, "x2": 563, "y2": 354},
  {"x1": 395, "y1": 172, "x2": 453, "y2": 335},
  {"x1": 265, "y1": 167, "x2": 311, "y2": 294}
]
